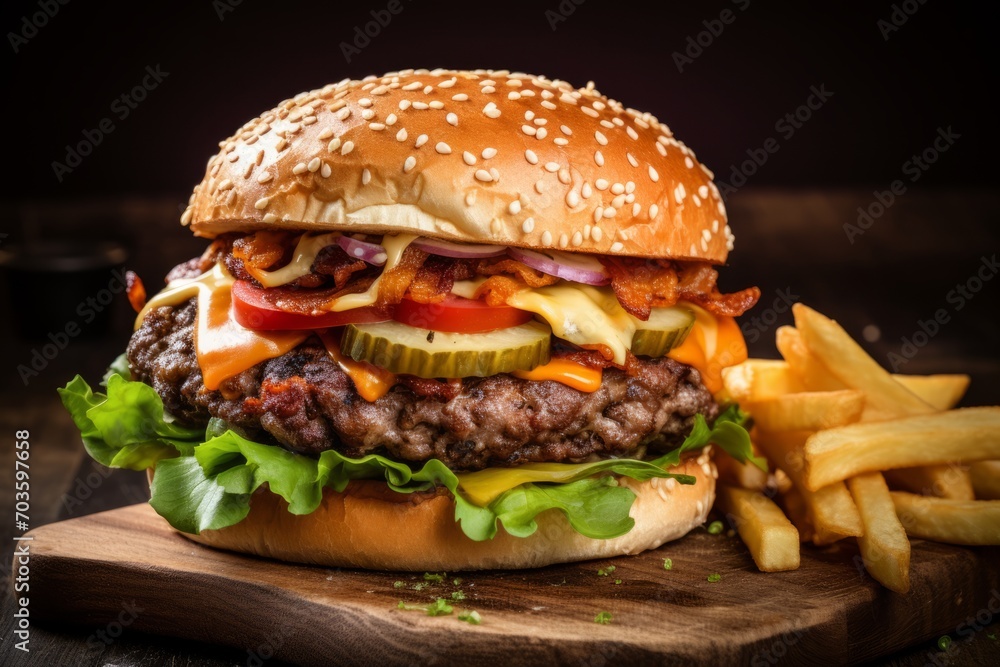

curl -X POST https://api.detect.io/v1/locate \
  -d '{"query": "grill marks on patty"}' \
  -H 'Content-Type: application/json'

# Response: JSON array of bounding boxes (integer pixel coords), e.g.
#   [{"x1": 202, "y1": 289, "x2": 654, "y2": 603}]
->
[{"x1": 127, "y1": 299, "x2": 719, "y2": 471}]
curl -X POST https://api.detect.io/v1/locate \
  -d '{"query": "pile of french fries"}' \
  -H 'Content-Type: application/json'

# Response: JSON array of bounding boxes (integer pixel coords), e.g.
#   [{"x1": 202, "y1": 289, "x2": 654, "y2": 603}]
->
[{"x1": 714, "y1": 304, "x2": 1000, "y2": 593}]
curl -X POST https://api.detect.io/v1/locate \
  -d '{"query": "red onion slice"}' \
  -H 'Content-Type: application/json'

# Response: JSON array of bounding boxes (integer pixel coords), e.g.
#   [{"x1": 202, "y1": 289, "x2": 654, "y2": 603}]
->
[
  {"x1": 508, "y1": 247, "x2": 610, "y2": 285},
  {"x1": 337, "y1": 235, "x2": 388, "y2": 266},
  {"x1": 413, "y1": 236, "x2": 507, "y2": 258}
]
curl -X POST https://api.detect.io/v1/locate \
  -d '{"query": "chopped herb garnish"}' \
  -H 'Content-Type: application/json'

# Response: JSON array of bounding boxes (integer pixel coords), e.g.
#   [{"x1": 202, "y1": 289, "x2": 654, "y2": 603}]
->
[
  {"x1": 451, "y1": 590, "x2": 467, "y2": 601},
  {"x1": 393, "y1": 581, "x2": 405, "y2": 589},
  {"x1": 453, "y1": 578, "x2": 463, "y2": 586},
  {"x1": 937, "y1": 636, "x2": 952, "y2": 651},
  {"x1": 424, "y1": 572, "x2": 445, "y2": 582},
  {"x1": 707, "y1": 573, "x2": 721, "y2": 583},
  {"x1": 614, "y1": 579, "x2": 622, "y2": 585},
  {"x1": 397, "y1": 598, "x2": 455, "y2": 616},
  {"x1": 594, "y1": 611, "x2": 613, "y2": 625},
  {"x1": 987, "y1": 632, "x2": 996, "y2": 641},
  {"x1": 597, "y1": 565, "x2": 617, "y2": 577},
  {"x1": 663, "y1": 558, "x2": 673, "y2": 571},
  {"x1": 707, "y1": 520, "x2": 724, "y2": 535},
  {"x1": 412, "y1": 582, "x2": 428, "y2": 592},
  {"x1": 458, "y1": 610, "x2": 482, "y2": 625}
]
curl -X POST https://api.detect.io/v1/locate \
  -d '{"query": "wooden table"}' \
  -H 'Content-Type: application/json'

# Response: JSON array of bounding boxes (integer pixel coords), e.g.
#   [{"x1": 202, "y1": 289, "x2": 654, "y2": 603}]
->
[{"x1": 2, "y1": 189, "x2": 999, "y2": 665}]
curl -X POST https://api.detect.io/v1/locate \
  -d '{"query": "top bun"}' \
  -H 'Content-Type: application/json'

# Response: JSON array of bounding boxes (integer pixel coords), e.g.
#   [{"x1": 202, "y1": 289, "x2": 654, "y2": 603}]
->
[{"x1": 183, "y1": 69, "x2": 733, "y2": 262}]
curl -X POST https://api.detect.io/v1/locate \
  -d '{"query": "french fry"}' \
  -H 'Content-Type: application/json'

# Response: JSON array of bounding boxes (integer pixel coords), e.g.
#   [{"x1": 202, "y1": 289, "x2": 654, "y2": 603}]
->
[
  {"x1": 792, "y1": 304, "x2": 935, "y2": 417},
  {"x1": 847, "y1": 473, "x2": 911, "y2": 593},
  {"x1": 892, "y1": 374, "x2": 970, "y2": 411},
  {"x1": 722, "y1": 359, "x2": 805, "y2": 403},
  {"x1": 971, "y1": 461, "x2": 1000, "y2": 500},
  {"x1": 891, "y1": 492, "x2": 1000, "y2": 546},
  {"x1": 775, "y1": 326, "x2": 847, "y2": 392},
  {"x1": 802, "y1": 408, "x2": 1000, "y2": 490},
  {"x1": 755, "y1": 429, "x2": 863, "y2": 544},
  {"x1": 716, "y1": 484, "x2": 800, "y2": 572},
  {"x1": 748, "y1": 390, "x2": 865, "y2": 432},
  {"x1": 883, "y1": 465, "x2": 975, "y2": 501},
  {"x1": 715, "y1": 445, "x2": 769, "y2": 491},
  {"x1": 778, "y1": 486, "x2": 814, "y2": 543}
]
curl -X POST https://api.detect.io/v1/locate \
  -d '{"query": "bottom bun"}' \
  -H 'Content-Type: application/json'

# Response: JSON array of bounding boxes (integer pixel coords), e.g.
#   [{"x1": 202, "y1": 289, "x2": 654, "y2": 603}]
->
[{"x1": 168, "y1": 454, "x2": 716, "y2": 571}]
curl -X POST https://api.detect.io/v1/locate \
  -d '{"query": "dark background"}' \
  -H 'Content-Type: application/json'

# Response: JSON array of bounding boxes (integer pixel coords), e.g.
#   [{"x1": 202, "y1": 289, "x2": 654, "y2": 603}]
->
[{"x1": 1, "y1": 1, "x2": 999, "y2": 665}]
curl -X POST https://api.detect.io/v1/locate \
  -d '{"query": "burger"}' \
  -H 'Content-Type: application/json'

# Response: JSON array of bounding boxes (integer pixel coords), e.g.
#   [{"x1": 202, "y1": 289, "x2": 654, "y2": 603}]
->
[{"x1": 60, "y1": 68, "x2": 763, "y2": 570}]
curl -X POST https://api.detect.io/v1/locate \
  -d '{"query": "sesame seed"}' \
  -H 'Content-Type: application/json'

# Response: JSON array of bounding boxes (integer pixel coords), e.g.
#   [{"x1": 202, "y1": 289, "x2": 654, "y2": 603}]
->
[
  {"x1": 571, "y1": 231, "x2": 583, "y2": 247},
  {"x1": 625, "y1": 181, "x2": 635, "y2": 193},
  {"x1": 508, "y1": 91, "x2": 522, "y2": 101},
  {"x1": 402, "y1": 82, "x2": 421, "y2": 91},
  {"x1": 361, "y1": 109, "x2": 376, "y2": 120},
  {"x1": 522, "y1": 217, "x2": 535, "y2": 233},
  {"x1": 439, "y1": 77, "x2": 457, "y2": 88},
  {"x1": 600, "y1": 120, "x2": 614, "y2": 129},
  {"x1": 541, "y1": 230, "x2": 553, "y2": 245},
  {"x1": 632, "y1": 203, "x2": 641, "y2": 216},
  {"x1": 318, "y1": 128, "x2": 334, "y2": 140},
  {"x1": 626, "y1": 153, "x2": 638, "y2": 168},
  {"x1": 321, "y1": 162, "x2": 332, "y2": 178},
  {"x1": 371, "y1": 85, "x2": 389, "y2": 95},
  {"x1": 544, "y1": 162, "x2": 559, "y2": 172},
  {"x1": 610, "y1": 242, "x2": 624, "y2": 252},
  {"x1": 524, "y1": 110, "x2": 535, "y2": 121},
  {"x1": 701, "y1": 238, "x2": 709, "y2": 252},
  {"x1": 336, "y1": 107, "x2": 352, "y2": 121},
  {"x1": 712, "y1": 219, "x2": 720, "y2": 233},
  {"x1": 699, "y1": 185, "x2": 709, "y2": 198},
  {"x1": 508, "y1": 200, "x2": 522, "y2": 214},
  {"x1": 385, "y1": 113, "x2": 398, "y2": 126},
  {"x1": 595, "y1": 131, "x2": 608, "y2": 146},
  {"x1": 482, "y1": 86, "x2": 496, "y2": 94},
  {"x1": 685, "y1": 156, "x2": 695, "y2": 169},
  {"x1": 566, "y1": 190, "x2": 580, "y2": 207},
  {"x1": 254, "y1": 197, "x2": 269, "y2": 210},
  {"x1": 302, "y1": 116, "x2": 317, "y2": 125},
  {"x1": 581, "y1": 107, "x2": 599, "y2": 118},
  {"x1": 369, "y1": 122, "x2": 385, "y2": 131},
  {"x1": 399, "y1": 100, "x2": 412, "y2": 110},
  {"x1": 489, "y1": 167, "x2": 500, "y2": 181},
  {"x1": 595, "y1": 179, "x2": 609, "y2": 190},
  {"x1": 483, "y1": 102, "x2": 501, "y2": 118},
  {"x1": 611, "y1": 182, "x2": 625, "y2": 195},
  {"x1": 554, "y1": 138, "x2": 569, "y2": 146},
  {"x1": 506, "y1": 79, "x2": 522, "y2": 87},
  {"x1": 592, "y1": 226, "x2": 603, "y2": 241},
  {"x1": 475, "y1": 169, "x2": 493, "y2": 182},
  {"x1": 362, "y1": 168, "x2": 372, "y2": 185},
  {"x1": 415, "y1": 134, "x2": 428, "y2": 148},
  {"x1": 689, "y1": 244, "x2": 697, "y2": 255},
  {"x1": 358, "y1": 98, "x2": 373, "y2": 108},
  {"x1": 626, "y1": 126, "x2": 639, "y2": 140},
  {"x1": 308, "y1": 157, "x2": 321, "y2": 172},
  {"x1": 693, "y1": 195, "x2": 701, "y2": 206},
  {"x1": 535, "y1": 127, "x2": 548, "y2": 139},
  {"x1": 429, "y1": 101, "x2": 444, "y2": 109},
  {"x1": 403, "y1": 156, "x2": 416, "y2": 173},
  {"x1": 412, "y1": 101, "x2": 429, "y2": 110},
  {"x1": 482, "y1": 147, "x2": 497, "y2": 159},
  {"x1": 594, "y1": 151, "x2": 605, "y2": 166},
  {"x1": 263, "y1": 213, "x2": 278, "y2": 223},
  {"x1": 717, "y1": 200, "x2": 726, "y2": 215},
  {"x1": 396, "y1": 128, "x2": 408, "y2": 142},
  {"x1": 534, "y1": 180, "x2": 546, "y2": 194},
  {"x1": 463, "y1": 151, "x2": 477, "y2": 165},
  {"x1": 541, "y1": 100, "x2": 557, "y2": 110},
  {"x1": 435, "y1": 142, "x2": 452, "y2": 154},
  {"x1": 521, "y1": 124, "x2": 537, "y2": 136},
  {"x1": 593, "y1": 207, "x2": 603, "y2": 222},
  {"x1": 559, "y1": 233, "x2": 569, "y2": 248},
  {"x1": 649, "y1": 204, "x2": 659, "y2": 218},
  {"x1": 524, "y1": 149, "x2": 539, "y2": 164},
  {"x1": 533, "y1": 118, "x2": 547, "y2": 126},
  {"x1": 257, "y1": 171, "x2": 273, "y2": 184},
  {"x1": 582, "y1": 182, "x2": 593, "y2": 198},
  {"x1": 292, "y1": 163, "x2": 307, "y2": 175},
  {"x1": 604, "y1": 207, "x2": 617, "y2": 218},
  {"x1": 648, "y1": 165, "x2": 659, "y2": 182},
  {"x1": 340, "y1": 141, "x2": 355, "y2": 155},
  {"x1": 446, "y1": 112, "x2": 459, "y2": 126},
  {"x1": 612, "y1": 194, "x2": 626, "y2": 209},
  {"x1": 452, "y1": 93, "x2": 469, "y2": 101},
  {"x1": 675, "y1": 184, "x2": 687, "y2": 204},
  {"x1": 465, "y1": 191, "x2": 477, "y2": 206},
  {"x1": 276, "y1": 138, "x2": 289, "y2": 152},
  {"x1": 423, "y1": 85, "x2": 434, "y2": 95}
]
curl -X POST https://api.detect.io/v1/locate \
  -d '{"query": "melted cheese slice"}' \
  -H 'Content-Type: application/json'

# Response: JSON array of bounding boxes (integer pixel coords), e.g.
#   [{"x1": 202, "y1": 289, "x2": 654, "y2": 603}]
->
[
  {"x1": 325, "y1": 233, "x2": 416, "y2": 312},
  {"x1": 249, "y1": 232, "x2": 341, "y2": 287},
  {"x1": 136, "y1": 264, "x2": 308, "y2": 391},
  {"x1": 667, "y1": 303, "x2": 747, "y2": 394},
  {"x1": 320, "y1": 332, "x2": 396, "y2": 401},
  {"x1": 512, "y1": 359, "x2": 602, "y2": 392}
]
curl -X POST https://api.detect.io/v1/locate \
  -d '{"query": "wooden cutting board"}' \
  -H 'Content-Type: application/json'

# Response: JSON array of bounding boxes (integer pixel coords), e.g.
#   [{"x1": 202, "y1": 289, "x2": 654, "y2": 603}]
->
[{"x1": 25, "y1": 503, "x2": 1000, "y2": 666}]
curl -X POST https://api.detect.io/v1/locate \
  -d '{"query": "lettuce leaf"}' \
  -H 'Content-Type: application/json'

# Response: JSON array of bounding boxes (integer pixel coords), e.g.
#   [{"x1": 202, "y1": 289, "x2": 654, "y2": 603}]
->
[{"x1": 59, "y1": 372, "x2": 760, "y2": 543}]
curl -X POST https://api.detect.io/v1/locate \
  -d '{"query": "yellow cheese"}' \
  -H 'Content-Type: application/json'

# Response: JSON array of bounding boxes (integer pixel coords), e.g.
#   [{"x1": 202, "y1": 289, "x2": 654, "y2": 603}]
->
[
  {"x1": 319, "y1": 332, "x2": 396, "y2": 402},
  {"x1": 512, "y1": 358, "x2": 602, "y2": 392},
  {"x1": 249, "y1": 232, "x2": 340, "y2": 287},
  {"x1": 457, "y1": 461, "x2": 621, "y2": 506},
  {"x1": 325, "y1": 233, "x2": 416, "y2": 312}
]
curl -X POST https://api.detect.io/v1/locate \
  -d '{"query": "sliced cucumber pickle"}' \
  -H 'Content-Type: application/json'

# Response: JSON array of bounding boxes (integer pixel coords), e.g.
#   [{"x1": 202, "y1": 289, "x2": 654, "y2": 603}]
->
[
  {"x1": 630, "y1": 307, "x2": 695, "y2": 357},
  {"x1": 341, "y1": 320, "x2": 552, "y2": 379}
]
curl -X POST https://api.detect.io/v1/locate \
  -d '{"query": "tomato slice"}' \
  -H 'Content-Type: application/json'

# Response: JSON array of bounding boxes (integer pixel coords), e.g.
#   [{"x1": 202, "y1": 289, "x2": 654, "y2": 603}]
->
[
  {"x1": 231, "y1": 280, "x2": 390, "y2": 330},
  {"x1": 393, "y1": 295, "x2": 533, "y2": 333}
]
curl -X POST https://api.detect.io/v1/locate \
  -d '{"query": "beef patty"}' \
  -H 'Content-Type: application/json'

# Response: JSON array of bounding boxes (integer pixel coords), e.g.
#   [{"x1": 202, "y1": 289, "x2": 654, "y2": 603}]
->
[{"x1": 128, "y1": 300, "x2": 719, "y2": 471}]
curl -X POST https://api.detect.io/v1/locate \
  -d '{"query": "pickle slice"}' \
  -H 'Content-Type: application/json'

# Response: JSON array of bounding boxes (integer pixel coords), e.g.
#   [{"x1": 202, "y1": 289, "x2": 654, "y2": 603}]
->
[
  {"x1": 341, "y1": 320, "x2": 552, "y2": 378},
  {"x1": 630, "y1": 307, "x2": 696, "y2": 357}
]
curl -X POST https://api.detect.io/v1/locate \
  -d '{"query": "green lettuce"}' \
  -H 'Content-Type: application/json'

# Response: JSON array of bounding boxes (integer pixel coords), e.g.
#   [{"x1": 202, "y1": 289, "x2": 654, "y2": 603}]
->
[{"x1": 58, "y1": 372, "x2": 761, "y2": 542}]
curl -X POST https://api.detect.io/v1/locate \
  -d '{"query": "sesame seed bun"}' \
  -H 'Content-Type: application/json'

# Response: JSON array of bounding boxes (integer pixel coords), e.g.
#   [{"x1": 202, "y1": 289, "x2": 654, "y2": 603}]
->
[
  {"x1": 167, "y1": 455, "x2": 716, "y2": 571},
  {"x1": 183, "y1": 68, "x2": 734, "y2": 262}
]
